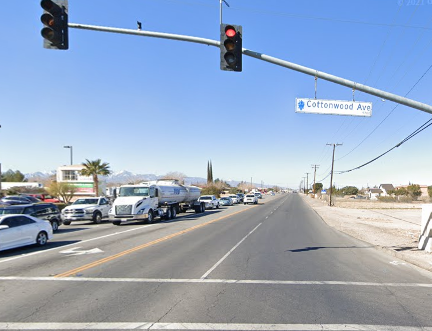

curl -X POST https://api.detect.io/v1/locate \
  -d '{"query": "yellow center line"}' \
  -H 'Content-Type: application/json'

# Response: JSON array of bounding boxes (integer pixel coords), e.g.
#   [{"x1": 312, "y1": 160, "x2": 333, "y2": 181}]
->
[{"x1": 54, "y1": 207, "x2": 255, "y2": 278}]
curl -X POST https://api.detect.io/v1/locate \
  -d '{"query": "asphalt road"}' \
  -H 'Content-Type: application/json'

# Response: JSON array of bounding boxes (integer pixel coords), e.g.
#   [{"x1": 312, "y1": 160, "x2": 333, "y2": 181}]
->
[{"x1": 0, "y1": 194, "x2": 431, "y2": 331}]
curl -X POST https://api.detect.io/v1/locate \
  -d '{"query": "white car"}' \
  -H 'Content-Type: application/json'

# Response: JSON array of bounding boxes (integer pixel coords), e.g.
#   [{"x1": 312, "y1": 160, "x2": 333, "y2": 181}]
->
[
  {"x1": 228, "y1": 195, "x2": 239, "y2": 204},
  {"x1": 244, "y1": 194, "x2": 258, "y2": 205},
  {"x1": 198, "y1": 195, "x2": 219, "y2": 209},
  {"x1": 62, "y1": 197, "x2": 111, "y2": 225},
  {"x1": 0, "y1": 214, "x2": 53, "y2": 251}
]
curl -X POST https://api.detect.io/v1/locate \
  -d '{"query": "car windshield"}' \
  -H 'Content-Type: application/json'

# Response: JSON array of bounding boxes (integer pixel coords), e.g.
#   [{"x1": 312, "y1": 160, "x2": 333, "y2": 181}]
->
[
  {"x1": 73, "y1": 199, "x2": 99, "y2": 205},
  {"x1": 0, "y1": 208, "x2": 24, "y2": 214},
  {"x1": 221, "y1": 197, "x2": 229, "y2": 200},
  {"x1": 200, "y1": 197, "x2": 211, "y2": 200},
  {"x1": 119, "y1": 187, "x2": 149, "y2": 197}
]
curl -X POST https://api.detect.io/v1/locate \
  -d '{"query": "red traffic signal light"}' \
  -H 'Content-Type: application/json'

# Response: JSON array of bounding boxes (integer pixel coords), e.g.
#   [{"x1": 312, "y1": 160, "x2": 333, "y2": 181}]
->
[
  {"x1": 40, "y1": 0, "x2": 68, "y2": 50},
  {"x1": 220, "y1": 24, "x2": 242, "y2": 72}
]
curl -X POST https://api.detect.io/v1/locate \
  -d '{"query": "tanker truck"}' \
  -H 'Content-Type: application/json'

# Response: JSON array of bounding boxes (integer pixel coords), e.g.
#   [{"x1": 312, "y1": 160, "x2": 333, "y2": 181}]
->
[{"x1": 109, "y1": 179, "x2": 206, "y2": 225}]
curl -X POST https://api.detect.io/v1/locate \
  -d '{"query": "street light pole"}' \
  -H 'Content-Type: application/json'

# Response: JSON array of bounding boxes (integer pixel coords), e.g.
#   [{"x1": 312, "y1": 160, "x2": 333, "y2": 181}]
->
[{"x1": 63, "y1": 146, "x2": 73, "y2": 165}]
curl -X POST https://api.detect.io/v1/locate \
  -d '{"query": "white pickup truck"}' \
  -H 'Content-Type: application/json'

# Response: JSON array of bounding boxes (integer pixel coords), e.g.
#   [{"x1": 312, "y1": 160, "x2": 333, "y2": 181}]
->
[{"x1": 61, "y1": 197, "x2": 111, "y2": 225}]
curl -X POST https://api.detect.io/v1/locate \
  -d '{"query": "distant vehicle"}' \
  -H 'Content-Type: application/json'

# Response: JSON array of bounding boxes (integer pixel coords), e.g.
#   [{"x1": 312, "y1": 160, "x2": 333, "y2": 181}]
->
[
  {"x1": 62, "y1": 197, "x2": 111, "y2": 225},
  {"x1": 228, "y1": 195, "x2": 240, "y2": 204},
  {"x1": 0, "y1": 196, "x2": 40, "y2": 205},
  {"x1": 219, "y1": 197, "x2": 234, "y2": 206},
  {"x1": 244, "y1": 194, "x2": 258, "y2": 205},
  {"x1": 21, "y1": 193, "x2": 61, "y2": 203},
  {"x1": 198, "y1": 195, "x2": 220, "y2": 209},
  {"x1": 254, "y1": 192, "x2": 263, "y2": 199},
  {"x1": 0, "y1": 214, "x2": 53, "y2": 251},
  {"x1": 236, "y1": 193, "x2": 245, "y2": 203},
  {"x1": 269, "y1": 192, "x2": 275, "y2": 196},
  {"x1": 0, "y1": 203, "x2": 63, "y2": 232}
]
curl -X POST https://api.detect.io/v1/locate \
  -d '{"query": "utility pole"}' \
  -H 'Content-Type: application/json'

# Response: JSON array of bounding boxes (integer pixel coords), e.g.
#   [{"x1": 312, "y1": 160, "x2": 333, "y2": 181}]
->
[
  {"x1": 302, "y1": 177, "x2": 306, "y2": 194},
  {"x1": 327, "y1": 143, "x2": 343, "y2": 206},
  {"x1": 311, "y1": 164, "x2": 319, "y2": 195},
  {"x1": 305, "y1": 172, "x2": 310, "y2": 194}
]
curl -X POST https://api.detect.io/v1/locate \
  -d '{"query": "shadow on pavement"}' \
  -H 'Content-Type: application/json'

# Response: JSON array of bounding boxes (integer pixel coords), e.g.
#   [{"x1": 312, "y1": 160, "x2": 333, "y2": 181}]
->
[{"x1": 287, "y1": 245, "x2": 373, "y2": 252}]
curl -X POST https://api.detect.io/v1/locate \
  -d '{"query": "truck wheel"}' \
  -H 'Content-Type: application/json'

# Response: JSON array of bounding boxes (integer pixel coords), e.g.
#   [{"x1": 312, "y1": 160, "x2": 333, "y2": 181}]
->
[
  {"x1": 165, "y1": 208, "x2": 172, "y2": 220},
  {"x1": 93, "y1": 212, "x2": 102, "y2": 224},
  {"x1": 113, "y1": 221, "x2": 121, "y2": 226},
  {"x1": 171, "y1": 207, "x2": 177, "y2": 219},
  {"x1": 200, "y1": 203, "x2": 205, "y2": 213},
  {"x1": 63, "y1": 220, "x2": 71, "y2": 225},
  {"x1": 147, "y1": 210, "x2": 154, "y2": 223}
]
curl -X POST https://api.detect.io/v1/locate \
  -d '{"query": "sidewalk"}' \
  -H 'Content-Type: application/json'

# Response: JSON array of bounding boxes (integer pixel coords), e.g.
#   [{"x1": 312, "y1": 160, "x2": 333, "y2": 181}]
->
[{"x1": 300, "y1": 194, "x2": 432, "y2": 273}]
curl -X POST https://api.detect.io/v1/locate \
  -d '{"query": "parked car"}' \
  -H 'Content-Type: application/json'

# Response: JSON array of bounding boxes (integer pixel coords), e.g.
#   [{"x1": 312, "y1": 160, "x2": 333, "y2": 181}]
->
[
  {"x1": 0, "y1": 195, "x2": 41, "y2": 205},
  {"x1": 61, "y1": 197, "x2": 111, "y2": 225},
  {"x1": 0, "y1": 214, "x2": 53, "y2": 251},
  {"x1": 228, "y1": 195, "x2": 240, "y2": 204},
  {"x1": 236, "y1": 193, "x2": 245, "y2": 203},
  {"x1": 20, "y1": 193, "x2": 61, "y2": 203},
  {"x1": 219, "y1": 197, "x2": 234, "y2": 206},
  {"x1": 244, "y1": 194, "x2": 258, "y2": 205},
  {"x1": 198, "y1": 195, "x2": 220, "y2": 209},
  {"x1": 0, "y1": 203, "x2": 63, "y2": 232}
]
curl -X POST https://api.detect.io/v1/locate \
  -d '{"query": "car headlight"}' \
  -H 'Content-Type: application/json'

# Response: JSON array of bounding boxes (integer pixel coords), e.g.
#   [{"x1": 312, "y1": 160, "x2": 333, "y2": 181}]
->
[{"x1": 85, "y1": 209, "x2": 94, "y2": 214}]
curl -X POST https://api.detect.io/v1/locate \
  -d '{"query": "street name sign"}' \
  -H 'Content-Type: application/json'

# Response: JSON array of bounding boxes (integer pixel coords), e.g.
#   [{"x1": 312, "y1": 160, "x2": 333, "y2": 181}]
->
[{"x1": 295, "y1": 98, "x2": 372, "y2": 117}]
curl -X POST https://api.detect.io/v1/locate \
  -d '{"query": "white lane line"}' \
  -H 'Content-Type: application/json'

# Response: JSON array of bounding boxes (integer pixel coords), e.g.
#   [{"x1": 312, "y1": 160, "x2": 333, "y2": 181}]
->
[
  {"x1": 1, "y1": 276, "x2": 431, "y2": 288},
  {"x1": 200, "y1": 223, "x2": 262, "y2": 279},
  {"x1": 0, "y1": 225, "x2": 160, "y2": 264},
  {"x1": 0, "y1": 322, "x2": 429, "y2": 330}
]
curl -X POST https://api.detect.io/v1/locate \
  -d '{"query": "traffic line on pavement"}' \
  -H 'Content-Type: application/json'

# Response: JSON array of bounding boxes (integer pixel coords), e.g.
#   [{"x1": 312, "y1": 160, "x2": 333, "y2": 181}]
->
[
  {"x1": 54, "y1": 207, "x2": 256, "y2": 278},
  {"x1": 0, "y1": 225, "x2": 162, "y2": 264},
  {"x1": 0, "y1": 322, "x2": 430, "y2": 330},
  {"x1": 200, "y1": 222, "x2": 262, "y2": 279},
  {"x1": 1, "y1": 276, "x2": 431, "y2": 288}
]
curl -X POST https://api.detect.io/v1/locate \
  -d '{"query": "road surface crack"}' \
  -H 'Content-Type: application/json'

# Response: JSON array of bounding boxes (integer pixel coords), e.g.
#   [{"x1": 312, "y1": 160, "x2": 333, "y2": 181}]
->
[{"x1": 147, "y1": 298, "x2": 183, "y2": 330}]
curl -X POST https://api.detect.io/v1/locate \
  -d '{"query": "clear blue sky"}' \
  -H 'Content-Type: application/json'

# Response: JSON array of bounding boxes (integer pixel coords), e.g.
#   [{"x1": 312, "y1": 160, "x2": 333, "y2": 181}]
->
[{"x1": 1, "y1": 0, "x2": 432, "y2": 189}]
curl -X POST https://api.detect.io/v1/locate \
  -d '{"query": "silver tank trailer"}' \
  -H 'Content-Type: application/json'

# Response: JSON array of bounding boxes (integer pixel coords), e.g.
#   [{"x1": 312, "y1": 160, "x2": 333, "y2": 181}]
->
[{"x1": 150, "y1": 180, "x2": 201, "y2": 204}]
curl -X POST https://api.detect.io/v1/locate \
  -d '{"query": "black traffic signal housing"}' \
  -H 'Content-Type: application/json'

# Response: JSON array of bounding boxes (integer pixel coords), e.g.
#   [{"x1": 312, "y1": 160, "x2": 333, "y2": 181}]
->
[
  {"x1": 220, "y1": 24, "x2": 242, "y2": 72},
  {"x1": 40, "y1": 0, "x2": 68, "y2": 50}
]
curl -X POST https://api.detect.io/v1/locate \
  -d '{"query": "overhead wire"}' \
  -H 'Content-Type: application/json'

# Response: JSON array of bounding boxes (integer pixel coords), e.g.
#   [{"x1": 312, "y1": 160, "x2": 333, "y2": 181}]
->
[
  {"x1": 336, "y1": 62, "x2": 432, "y2": 161},
  {"x1": 337, "y1": 117, "x2": 432, "y2": 174}
]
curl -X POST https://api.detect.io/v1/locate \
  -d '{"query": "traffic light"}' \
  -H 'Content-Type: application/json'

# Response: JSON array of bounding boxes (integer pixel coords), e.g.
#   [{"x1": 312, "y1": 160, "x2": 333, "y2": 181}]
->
[
  {"x1": 220, "y1": 24, "x2": 242, "y2": 72},
  {"x1": 40, "y1": 0, "x2": 68, "y2": 50}
]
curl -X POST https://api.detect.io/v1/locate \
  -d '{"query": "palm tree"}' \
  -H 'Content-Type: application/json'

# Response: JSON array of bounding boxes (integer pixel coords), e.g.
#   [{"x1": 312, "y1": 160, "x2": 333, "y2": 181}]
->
[{"x1": 80, "y1": 159, "x2": 111, "y2": 196}]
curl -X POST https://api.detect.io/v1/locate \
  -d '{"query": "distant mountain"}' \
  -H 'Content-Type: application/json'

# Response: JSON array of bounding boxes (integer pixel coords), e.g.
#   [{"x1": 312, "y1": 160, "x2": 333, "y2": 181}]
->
[
  {"x1": 25, "y1": 171, "x2": 56, "y2": 181},
  {"x1": 106, "y1": 171, "x2": 158, "y2": 184}
]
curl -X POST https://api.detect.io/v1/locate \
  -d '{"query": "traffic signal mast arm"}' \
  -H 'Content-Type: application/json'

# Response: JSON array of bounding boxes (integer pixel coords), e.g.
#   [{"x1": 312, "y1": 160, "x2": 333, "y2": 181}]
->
[{"x1": 68, "y1": 23, "x2": 432, "y2": 115}]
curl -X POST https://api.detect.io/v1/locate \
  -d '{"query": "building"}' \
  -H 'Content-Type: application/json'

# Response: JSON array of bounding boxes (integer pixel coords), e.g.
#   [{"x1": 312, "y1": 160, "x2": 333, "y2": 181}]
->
[
  {"x1": 367, "y1": 188, "x2": 383, "y2": 200},
  {"x1": 379, "y1": 184, "x2": 395, "y2": 197},
  {"x1": 56, "y1": 165, "x2": 106, "y2": 197}
]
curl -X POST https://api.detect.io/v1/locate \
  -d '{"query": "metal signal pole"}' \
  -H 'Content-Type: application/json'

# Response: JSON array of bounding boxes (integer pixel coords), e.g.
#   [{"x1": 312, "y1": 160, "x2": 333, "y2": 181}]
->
[{"x1": 327, "y1": 143, "x2": 342, "y2": 206}]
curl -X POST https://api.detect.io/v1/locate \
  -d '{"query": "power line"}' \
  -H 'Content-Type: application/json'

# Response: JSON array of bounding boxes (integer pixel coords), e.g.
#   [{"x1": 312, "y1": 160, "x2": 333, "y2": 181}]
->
[
  {"x1": 337, "y1": 118, "x2": 432, "y2": 174},
  {"x1": 336, "y1": 63, "x2": 432, "y2": 161}
]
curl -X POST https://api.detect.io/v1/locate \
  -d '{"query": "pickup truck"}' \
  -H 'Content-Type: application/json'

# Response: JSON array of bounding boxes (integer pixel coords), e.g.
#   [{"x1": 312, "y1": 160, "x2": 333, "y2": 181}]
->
[
  {"x1": 198, "y1": 195, "x2": 220, "y2": 209},
  {"x1": 62, "y1": 197, "x2": 111, "y2": 225}
]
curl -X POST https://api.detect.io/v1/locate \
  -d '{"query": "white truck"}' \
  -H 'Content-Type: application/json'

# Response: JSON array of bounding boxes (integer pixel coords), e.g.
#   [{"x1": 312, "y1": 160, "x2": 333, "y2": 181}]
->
[{"x1": 109, "y1": 180, "x2": 206, "y2": 225}]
